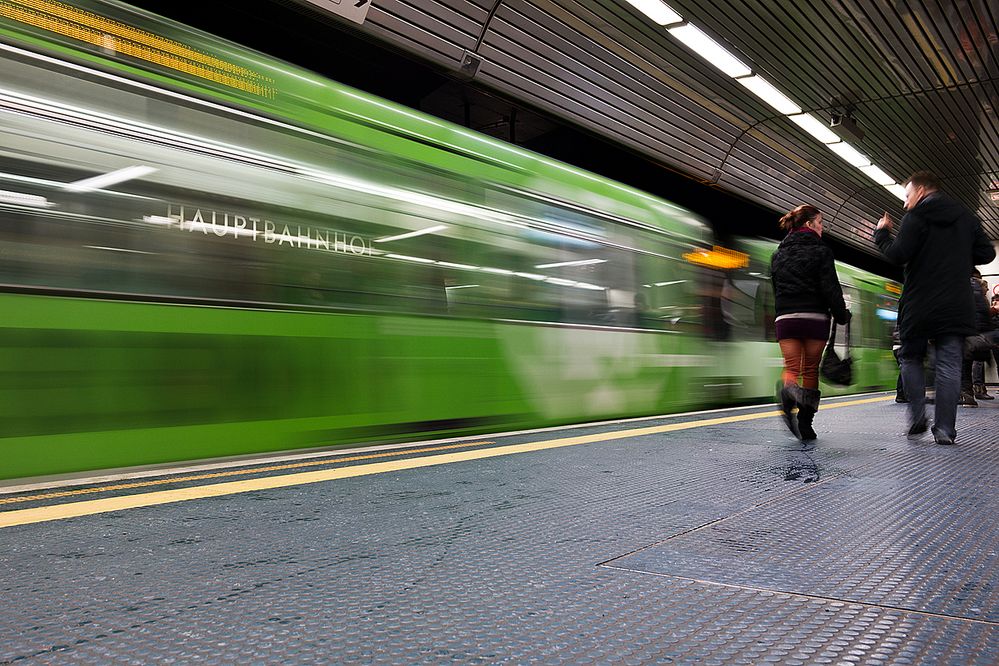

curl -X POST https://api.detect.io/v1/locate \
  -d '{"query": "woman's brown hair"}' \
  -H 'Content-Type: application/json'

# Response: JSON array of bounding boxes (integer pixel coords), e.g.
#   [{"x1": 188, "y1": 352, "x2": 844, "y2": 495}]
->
[{"x1": 779, "y1": 204, "x2": 821, "y2": 232}]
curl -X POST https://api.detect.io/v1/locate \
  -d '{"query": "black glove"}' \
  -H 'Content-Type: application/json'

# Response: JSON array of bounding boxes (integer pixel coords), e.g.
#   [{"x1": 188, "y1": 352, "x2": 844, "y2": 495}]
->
[{"x1": 836, "y1": 309, "x2": 852, "y2": 325}]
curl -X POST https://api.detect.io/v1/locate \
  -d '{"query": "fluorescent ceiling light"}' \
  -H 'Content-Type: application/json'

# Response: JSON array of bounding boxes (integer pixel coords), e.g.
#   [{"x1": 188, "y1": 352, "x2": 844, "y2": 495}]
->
[
  {"x1": 668, "y1": 23, "x2": 752, "y2": 78},
  {"x1": 374, "y1": 224, "x2": 447, "y2": 243},
  {"x1": 0, "y1": 190, "x2": 52, "y2": 207},
  {"x1": 826, "y1": 141, "x2": 871, "y2": 168},
  {"x1": 736, "y1": 76, "x2": 801, "y2": 115},
  {"x1": 445, "y1": 284, "x2": 478, "y2": 290},
  {"x1": 653, "y1": 280, "x2": 686, "y2": 287},
  {"x1": 886, "y1": 184, "x2": 907, "y2": 201},
  {"x1": 787, "y1": 113, "x2": 840, "y2": 144},
  {"x1": 64, "y1": 165, "x2": 156, "y2": 192},
  {"x1": 386, "y1": 253, "x2": 435, "y2": 263},
  {"x1": 859, "y1": 165, "x2": 896, "y2": 186},
  {"x1": 514, "y1": 272, "x2": 546, "y2": 280},
  {"x1": 535, "y1": 258, "x2": 607, "y2": 269},
  {"x1": 622, "y1": 0, "x2": 682, "y2": 25},
  {"x1": 481, "y1": 267, "x2": 514, "y2": 275}
]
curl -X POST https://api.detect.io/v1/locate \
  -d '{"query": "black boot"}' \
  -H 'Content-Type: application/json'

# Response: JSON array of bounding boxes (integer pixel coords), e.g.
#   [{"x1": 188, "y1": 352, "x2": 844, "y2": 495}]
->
[
  {"x1": 778, "y1": 383, "x2": 800, "y2": 438},
  {"x1": 796, "y1": 389, "x2": 821, "y2": 441}
]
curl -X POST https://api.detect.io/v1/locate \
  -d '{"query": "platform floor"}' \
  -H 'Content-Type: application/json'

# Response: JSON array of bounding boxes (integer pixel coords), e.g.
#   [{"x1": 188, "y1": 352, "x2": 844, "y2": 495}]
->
[{"x1": 1, "y1": 393, "x2": 997, "y2": 664}]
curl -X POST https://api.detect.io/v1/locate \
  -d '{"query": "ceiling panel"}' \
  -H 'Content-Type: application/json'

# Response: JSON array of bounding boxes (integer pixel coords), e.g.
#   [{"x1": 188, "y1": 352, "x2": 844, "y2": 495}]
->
[{"x1": 302, "y1": 0, "x2": 999, "y2": 253}]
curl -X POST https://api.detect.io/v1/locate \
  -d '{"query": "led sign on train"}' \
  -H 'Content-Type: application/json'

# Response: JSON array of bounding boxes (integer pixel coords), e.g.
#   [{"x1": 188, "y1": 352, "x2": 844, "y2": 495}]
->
[
  {"x1": 1, "y1": 0, "x2": 275, "y2": 97},
  {"x1": 682, "y1": 246, "x2": 749, "y2": 270}
]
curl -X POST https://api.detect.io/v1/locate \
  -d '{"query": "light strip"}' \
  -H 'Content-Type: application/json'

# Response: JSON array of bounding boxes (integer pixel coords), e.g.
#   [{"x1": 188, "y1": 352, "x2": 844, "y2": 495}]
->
[
  {"x1": 622, "y1": 0, "x2": 682, "y2": 25},
  {"x1": 83, "y1": 245, "x2": 155, "y2": 254},
  {"x1": 826, "y1": 142, "x2": 871, "y2": 168},
  {"x1": 787, "y1": 113, "x2": 840, "y2": 144},
  {"x1": 859, "y1": 165, "x2": 896, "y2": 186},
  {"x1": 535, "y1": 258, "x2": 607, "y2": 269},
  {"x1": 0, "y1": 189, "x2": 52, "y2": 207},
  {"x1": 436, "y1": 261, "x2": 479, "y2": 270},
  {"x1": 735, "y1": 76, "x2": 801, "y2": 115},
  {"x1": 386, "y1": 253, "x2": 435, "y2": 264},
  {"x1": 141, "y1": 215, "x2": 176, "y2": 225},
  {"x1": 444, "y1": 284, "x2": 478, "y2": 290},
  {"x1": 667, "y1": 23, "x2": 752, "y2": 78},
  {"x1": 886, "y1": 184, "x2": 907, "y2": 201},
  {"x1": 374, "y1": 224, "x2": 447, "y2": 243},
  {"x1": 64, "y1": 165, "x2": 156, "y2": 192}
]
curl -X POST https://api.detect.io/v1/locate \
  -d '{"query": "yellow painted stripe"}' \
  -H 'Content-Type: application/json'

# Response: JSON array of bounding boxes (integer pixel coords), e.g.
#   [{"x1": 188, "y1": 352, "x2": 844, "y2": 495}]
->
[
  {"x1": 0, "y1": 440, "x2": 495, "y2": 506},
  {"x1": 0, "y1": 396, "x2": 891, "y2": 528}
]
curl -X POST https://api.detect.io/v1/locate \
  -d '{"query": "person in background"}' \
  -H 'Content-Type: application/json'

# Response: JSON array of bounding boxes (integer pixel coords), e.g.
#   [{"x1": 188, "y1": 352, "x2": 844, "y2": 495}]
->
[
  {"x1": 971, "y1": 271, "x2": 995, "y2": 400},
  {"x1": 873, "y1": 171, "x2": 995, "y2": 446},
  {"x1": 771, "y1": 204, "x2": 850, "y2": 441},
  {"x1": 959, "y1": 270, "x2": 992, "y2": 406},
  {"x1": 892, "y1": 323, "x2": 907, "y2": 403}
]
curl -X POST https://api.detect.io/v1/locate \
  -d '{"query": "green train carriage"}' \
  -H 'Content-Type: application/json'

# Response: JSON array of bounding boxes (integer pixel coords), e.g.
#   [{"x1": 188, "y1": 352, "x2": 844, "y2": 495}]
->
[{"x1": 0, "y1": 0, "x2": 898, "y2": 481}]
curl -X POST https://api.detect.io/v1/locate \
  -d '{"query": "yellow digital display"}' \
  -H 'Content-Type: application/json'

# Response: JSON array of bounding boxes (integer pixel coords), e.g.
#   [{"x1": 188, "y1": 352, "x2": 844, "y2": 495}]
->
[
  {"x1": 885, "y1": 282, "x2": 902, "y2": 295},
  {"x1": 1, "y1": 0, "x2": 275, "y2": 97},
  {"x1": 682, "y1": 246, "x2": 750, "y2": 270}
]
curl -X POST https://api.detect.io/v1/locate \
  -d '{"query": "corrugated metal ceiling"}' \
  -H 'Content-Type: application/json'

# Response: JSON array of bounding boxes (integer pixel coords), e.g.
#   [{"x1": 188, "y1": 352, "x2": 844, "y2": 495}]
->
[{"x1": 298, "y1": 0, "x2": 998, "y2": 255}]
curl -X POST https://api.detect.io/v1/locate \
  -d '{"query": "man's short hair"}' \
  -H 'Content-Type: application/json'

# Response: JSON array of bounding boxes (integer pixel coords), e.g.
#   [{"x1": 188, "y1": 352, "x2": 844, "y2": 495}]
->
[{"x1": 906, "y1": 171, "x2": 940, "y2": 191}]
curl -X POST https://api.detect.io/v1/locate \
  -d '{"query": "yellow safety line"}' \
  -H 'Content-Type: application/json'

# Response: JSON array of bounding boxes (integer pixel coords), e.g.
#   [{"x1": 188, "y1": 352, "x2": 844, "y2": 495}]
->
[
  {"x1": 0, "y1": 396, "x2": 892, "y2": 528},
  {"x1": 0, "y1": 441, "x2": 496, "y2": 506}
]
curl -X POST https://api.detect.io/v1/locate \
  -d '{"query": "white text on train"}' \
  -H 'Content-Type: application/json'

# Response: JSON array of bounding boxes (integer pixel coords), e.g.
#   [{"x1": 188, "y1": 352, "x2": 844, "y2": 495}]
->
[{"x1": 166, "y1": 204, "x2": 372, "y2": 255}]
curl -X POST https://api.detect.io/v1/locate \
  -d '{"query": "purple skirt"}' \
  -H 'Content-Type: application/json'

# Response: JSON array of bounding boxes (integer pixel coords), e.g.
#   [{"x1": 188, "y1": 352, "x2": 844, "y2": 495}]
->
[{"x1": 776, "y1": 316, "x2": 830, "y2": 341}]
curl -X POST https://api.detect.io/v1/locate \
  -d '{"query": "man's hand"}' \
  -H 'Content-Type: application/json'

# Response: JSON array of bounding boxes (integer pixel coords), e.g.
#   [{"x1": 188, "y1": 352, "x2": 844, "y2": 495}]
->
[{"x1": 876, "y1": 212, "x2": 893, "y2": 232}]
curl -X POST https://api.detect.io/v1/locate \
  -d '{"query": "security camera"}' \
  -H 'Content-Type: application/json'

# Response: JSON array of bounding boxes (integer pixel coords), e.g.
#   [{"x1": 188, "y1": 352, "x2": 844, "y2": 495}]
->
[{"x1": 830, "y1": 113, "x2": 864, "y2": 143}]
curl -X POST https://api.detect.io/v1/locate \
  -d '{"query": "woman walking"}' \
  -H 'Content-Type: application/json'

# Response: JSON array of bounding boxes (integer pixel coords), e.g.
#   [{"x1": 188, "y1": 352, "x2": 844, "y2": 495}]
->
[{"x1": 771, "y1": 205, "x2": 850, "y2": 440}]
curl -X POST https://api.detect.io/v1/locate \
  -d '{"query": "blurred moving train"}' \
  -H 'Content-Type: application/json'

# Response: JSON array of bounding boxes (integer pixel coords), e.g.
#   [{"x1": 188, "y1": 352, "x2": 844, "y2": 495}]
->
[{"x1": 0, "y1": 1, "x2": 901, "y2": 480}]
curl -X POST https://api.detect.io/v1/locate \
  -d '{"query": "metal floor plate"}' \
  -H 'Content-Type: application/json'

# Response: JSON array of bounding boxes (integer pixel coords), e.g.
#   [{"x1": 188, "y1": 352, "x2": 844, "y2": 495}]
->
[{"x1": 1, "y1": 397, "x2": 997, "y2": 664}]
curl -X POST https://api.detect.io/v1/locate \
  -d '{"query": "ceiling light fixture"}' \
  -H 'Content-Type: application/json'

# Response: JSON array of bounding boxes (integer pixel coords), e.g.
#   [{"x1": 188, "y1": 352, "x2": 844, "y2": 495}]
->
[
  {"x1": 859, "y1": 165, "x2": 896, "y2": 186},
  {"x1": 826, "y1": 141, "x2": 871, "y2": 168},
  {"x1": 667, "y1": 23, "x2": 751, "y2": 78},
  {"x1": 736, "y1": 76, "x2": 801, "y2": 115},
  {"x1": 622, "y1": 0, "x2": 682, "y2": 26},
  {"x1": 886, "y1": 184, "x2": 907, "y2": 201},
  {"x1": 787, "y1": 113, "x2": 841, "y2": 144}
]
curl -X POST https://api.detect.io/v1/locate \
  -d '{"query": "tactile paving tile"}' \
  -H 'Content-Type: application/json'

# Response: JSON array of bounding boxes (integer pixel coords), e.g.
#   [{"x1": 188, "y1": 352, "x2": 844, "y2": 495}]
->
[{"x1": 0, "y1": 397, "x2": 997, "y2": 663}]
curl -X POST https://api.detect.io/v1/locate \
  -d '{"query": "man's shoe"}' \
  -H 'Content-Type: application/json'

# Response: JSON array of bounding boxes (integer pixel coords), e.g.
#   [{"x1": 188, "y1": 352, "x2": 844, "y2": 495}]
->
[
  {"x1": 933, "y1": 433, "x2": 955, "y2": 446},
  {"x1": 895, "y1": 394, "x2": 909, "y2": 404},
  {"x1": 973, "y1": 383, "x2": 994, "y2": 400},
  {"x1": 906, "y1": 417, "x2": 928, "y2": 440},
  {"x1": 958, "y1": 391, "x2": 978, "y2": 407}
]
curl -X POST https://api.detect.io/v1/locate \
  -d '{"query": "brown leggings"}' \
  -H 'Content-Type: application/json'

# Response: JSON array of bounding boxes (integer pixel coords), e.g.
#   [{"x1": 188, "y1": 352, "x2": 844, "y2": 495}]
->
[{"x1": 779, "y1": 338, "x2": 827, "y2": 389}]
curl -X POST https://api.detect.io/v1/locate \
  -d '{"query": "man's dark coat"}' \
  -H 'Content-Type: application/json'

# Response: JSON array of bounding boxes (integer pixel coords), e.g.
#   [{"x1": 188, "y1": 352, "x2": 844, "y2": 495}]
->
[{"x1": 874, "y1": 192, "x2": 995, "y2": 340}]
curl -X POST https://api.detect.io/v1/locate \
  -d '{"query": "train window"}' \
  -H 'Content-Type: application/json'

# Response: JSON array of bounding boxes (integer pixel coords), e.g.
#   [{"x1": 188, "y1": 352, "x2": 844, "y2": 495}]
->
[{"x1": 0, "y1": 104, "x2": 697, "y2": 330}]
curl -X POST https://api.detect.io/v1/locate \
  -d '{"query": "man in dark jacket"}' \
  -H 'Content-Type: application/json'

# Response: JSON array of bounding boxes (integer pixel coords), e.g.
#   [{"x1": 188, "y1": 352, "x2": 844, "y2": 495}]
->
[{"x1": 873, "y1": 171, "x2": 995, "y2": 445}]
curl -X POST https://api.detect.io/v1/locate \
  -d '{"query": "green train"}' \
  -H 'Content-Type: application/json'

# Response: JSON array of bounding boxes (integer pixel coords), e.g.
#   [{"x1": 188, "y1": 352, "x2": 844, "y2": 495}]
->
[{"x1": 0, "y1": 0, "x2": 900, "y2": 481}]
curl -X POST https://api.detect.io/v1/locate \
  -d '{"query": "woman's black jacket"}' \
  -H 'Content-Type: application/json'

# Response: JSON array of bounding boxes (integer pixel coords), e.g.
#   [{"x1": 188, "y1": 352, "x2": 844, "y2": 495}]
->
[{"x1": 770, "y1": 229, "x2": 849, "y2": 323}]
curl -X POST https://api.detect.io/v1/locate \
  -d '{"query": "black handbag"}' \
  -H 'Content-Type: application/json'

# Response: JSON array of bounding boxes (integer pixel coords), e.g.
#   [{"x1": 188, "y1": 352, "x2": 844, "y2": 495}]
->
[
  {"x1": 821, "y1": 321, "x2": 853, "y2": 386},
  {"x1": 964, "y1": 333, "x2": 992, "y2": 361}
]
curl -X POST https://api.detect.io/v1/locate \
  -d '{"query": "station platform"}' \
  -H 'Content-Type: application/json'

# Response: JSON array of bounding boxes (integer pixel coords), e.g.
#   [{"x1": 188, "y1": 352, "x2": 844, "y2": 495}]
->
[{"x1": 1, "y1": 392, "x2": 997, "y2": 664}]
